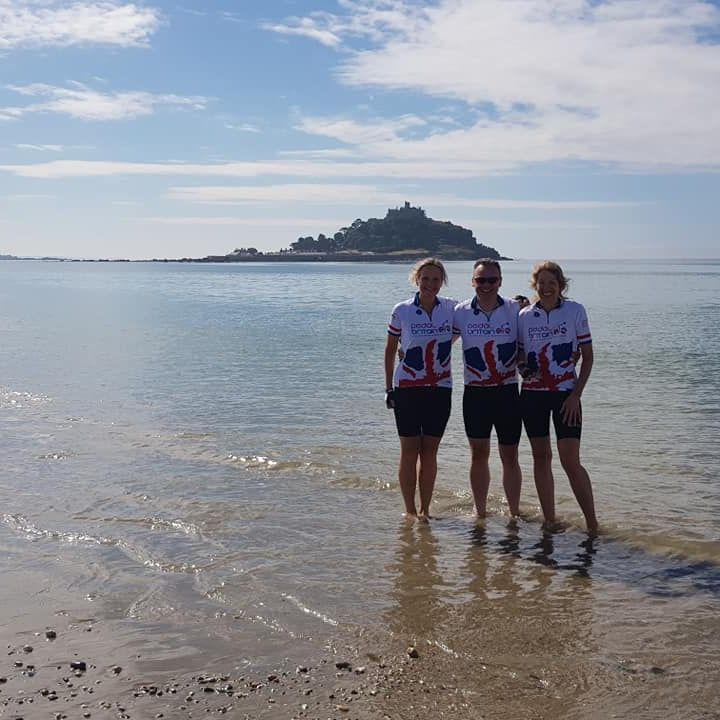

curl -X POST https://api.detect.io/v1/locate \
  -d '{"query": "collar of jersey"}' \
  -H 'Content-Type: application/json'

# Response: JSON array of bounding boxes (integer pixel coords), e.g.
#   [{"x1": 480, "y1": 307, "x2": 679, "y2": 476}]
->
[
  {"x1": 533, "y1": 298, "x2": 564, "y2": 310},
  {"x1": 471, "y1": 295, "x2": 505, "y2": 311},
  {"x1": 414, "y1": 292, "x2": 440, "y2": 307}
]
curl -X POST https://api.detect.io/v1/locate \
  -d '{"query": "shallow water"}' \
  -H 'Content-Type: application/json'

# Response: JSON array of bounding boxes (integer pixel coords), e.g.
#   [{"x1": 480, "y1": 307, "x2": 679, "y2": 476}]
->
[{"x1": 1, "y1": 258, "x2": 719, "y2": 717}]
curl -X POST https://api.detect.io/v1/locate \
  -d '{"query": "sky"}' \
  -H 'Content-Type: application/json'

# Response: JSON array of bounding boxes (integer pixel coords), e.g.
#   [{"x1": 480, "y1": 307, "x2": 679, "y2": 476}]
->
[{"x1": 1, "y1": 0, "x2": 719, "y2": 261}]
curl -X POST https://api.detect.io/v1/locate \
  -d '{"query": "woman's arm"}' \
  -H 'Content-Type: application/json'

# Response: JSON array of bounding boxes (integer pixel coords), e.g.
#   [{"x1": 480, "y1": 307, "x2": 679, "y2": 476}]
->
[
  {"x1": 561, "y1": 343, "x2": 593, "y2": 425},
  {"x1": 384, "y1": 334, "x2": 399, "y2": 390}
]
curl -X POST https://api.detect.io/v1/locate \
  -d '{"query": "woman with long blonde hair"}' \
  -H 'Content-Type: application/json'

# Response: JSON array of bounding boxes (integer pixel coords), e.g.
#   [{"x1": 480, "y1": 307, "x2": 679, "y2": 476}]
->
[{"x1": 384, "y1": 258, "x2": 456, "y2": 521}]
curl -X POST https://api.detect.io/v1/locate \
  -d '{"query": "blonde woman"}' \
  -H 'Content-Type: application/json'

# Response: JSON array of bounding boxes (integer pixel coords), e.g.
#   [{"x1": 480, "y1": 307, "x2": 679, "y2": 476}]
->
[{"x1": 384, "y1": 258, "x2": 455, "y2": 520}]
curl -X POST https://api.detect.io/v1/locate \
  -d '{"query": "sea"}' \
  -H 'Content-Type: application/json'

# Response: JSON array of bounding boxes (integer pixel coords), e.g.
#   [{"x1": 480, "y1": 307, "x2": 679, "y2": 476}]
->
[{"x1": 1, "y1": 258, "x2": 719, "y2": 719}]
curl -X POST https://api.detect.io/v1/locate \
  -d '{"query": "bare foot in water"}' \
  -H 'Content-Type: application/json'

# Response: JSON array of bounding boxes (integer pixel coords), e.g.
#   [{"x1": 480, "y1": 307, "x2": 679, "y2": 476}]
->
[{"x1": 542, "y1": 519, "x2": 568, "y2": 534}]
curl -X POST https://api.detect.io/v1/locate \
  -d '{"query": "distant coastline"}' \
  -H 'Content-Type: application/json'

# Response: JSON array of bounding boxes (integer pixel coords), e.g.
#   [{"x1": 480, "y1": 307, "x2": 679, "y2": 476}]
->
[
  {"x1": 162, "y1": 250, "x2": 514, "y2": 263},
  {"x1": 2, "y1": 251, "x2": 513, "y2": 263}
]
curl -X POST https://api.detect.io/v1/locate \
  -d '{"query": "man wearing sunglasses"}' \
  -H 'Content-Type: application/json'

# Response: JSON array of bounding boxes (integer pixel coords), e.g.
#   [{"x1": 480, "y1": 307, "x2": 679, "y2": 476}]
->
[{"x1": 452, "y1": 259, "x2": 523, "y2": 521}]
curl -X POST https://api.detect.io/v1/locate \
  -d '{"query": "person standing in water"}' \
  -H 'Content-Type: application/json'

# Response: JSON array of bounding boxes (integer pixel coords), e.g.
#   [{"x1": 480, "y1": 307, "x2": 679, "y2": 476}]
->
[
  {"x1": 384, "y1": 258, "x2": 455, "y2": 521},
  {"x1": 453, "y1": 259, "x2": 523, "y2": 520},
  {"x1": 518, "y1": 261, "x2": 598, "y2": 534}
]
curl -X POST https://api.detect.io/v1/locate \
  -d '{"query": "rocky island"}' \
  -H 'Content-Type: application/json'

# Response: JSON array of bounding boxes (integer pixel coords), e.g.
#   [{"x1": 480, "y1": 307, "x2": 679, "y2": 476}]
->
[{"x1": 169, "y1": 203, "x2": 507, "y2": 263}]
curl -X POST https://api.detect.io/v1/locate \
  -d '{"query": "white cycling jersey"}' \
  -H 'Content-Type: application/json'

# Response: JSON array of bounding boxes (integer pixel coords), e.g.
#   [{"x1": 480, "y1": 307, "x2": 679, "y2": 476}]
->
[
  {"x1": 387, "y1": 293, "x2": 456, "y2": 389},
  {"x1": 452, "y1": 296, "x2": 520, "y2": 387},
  {"x1": 518, "y1": 299, "x2": 592, "y2": 392}
]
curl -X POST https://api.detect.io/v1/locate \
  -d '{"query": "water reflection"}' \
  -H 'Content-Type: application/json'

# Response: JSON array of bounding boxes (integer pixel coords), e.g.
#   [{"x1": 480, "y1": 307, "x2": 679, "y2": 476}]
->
[{"x1": 386, "y1": 520, "x2": 447, "y2": 642}]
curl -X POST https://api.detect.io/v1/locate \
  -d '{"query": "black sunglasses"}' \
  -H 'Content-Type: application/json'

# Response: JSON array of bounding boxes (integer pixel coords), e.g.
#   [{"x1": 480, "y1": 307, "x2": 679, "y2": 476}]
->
[{"x1": 473, "y1": 276, "x2": 500, "y2": 285}]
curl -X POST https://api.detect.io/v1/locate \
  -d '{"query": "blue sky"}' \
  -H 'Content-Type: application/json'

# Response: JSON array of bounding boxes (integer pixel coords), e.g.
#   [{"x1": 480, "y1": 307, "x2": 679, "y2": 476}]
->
[{"x1": 1, "y1": 0, "x2": 719, "y2": 260}]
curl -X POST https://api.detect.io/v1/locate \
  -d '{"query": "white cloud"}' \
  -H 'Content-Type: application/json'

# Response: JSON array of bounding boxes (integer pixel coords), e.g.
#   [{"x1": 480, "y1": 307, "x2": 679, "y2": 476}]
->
[
  {"x1": 0, "y1": 155, "x2": 699, "y2": 185},
  {"x1": 165, "y1": 182, "x2": 398, "y2": 205},
  {"x1": 264, "y1": 0, "x2": 429, "y2": 47},
  {"x1": 162, "y1": 182, "x2": 641, "y2": 209},
  {"x1": 1, "y1": 83, "x2": 209, "y2": 121},
  {"x1": 141, "y1": 216, "x2": 349, "y2": 227},
  {"x1": 177, "y1": 5, "x2": 206, "y2": 18},
  {"x1": 278, "y1": 148, "x2": 360, "y2": 160},
  {"x1": 296, "y1": 114, "x2": 426, "y2": 146},
  {"x1": 0, "y1": 1, "x2": 161, "y2": 49},
  {"x1": 269, "y1": 0, "x2": 720, "y2": 170},
  {"x1": 1, "y1": 193, "x2": 54, "y2": 199},
  {"x1": 14, "y1": 143, "x2": 64, "y2": 151},
  {"x1": 262, "y1": 16, "x2": 342, "y2": 48},
  {"x1": 220, "y1": 11, "x2": 245, "y2": 24},
  {"x1": 0, "y1": 158, "x2": 510, "y2": 178},
  {"x1": 224, "y1": 122, "x2": 261, "y2": 133}
]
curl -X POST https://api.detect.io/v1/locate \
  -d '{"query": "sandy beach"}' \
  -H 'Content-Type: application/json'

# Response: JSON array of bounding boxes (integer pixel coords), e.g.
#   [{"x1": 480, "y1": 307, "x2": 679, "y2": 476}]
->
[
  {"x1": 4, "y1": 548, "x2": 718, "y2": 720},
  {"x1": 0, "y1": 574, "x2": 507, "y2": 720}
]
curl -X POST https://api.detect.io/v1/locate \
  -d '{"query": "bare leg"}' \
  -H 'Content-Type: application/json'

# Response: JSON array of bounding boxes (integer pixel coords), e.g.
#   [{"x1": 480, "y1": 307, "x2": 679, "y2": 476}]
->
[
  {"x1": 498, "y1": 443, "x2": 522, "y2": 516},
  {"x1": 417, "y1": 435, "x2": 442, "y2": 517},
  {"x1": 528, "y1": 435, "x2": 556, "y2": 527},
  {"x1": 398, "y1": 437, "x2": 421, "y2": 517},
  {"x1": 468, "y1": 438, "x2": 491, "y2": 518},
  {"x1": 558, "y1": 438, "x2": 598, "y2": 534}
]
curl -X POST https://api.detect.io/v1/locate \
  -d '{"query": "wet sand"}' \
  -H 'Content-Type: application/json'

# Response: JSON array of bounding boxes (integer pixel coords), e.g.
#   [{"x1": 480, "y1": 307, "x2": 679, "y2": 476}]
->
[
  {"x1": 0, "y1": 563, "x2": 481, "y2": 720},
  {"x1": 4, "y1": 582, "x2": 715, "y2": 720},
  {"x1": 2, "y1": 524, "x2": 720, "y2": 720},
  {"x1": 0, "y1": 607, "x2": 499, "y2": 720}
]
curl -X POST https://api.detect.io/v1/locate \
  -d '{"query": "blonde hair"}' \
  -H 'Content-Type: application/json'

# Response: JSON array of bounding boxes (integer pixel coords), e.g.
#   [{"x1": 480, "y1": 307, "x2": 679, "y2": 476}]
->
[
  {"x1": 409, "y1": 257, "x2": 448, "y2": 286},
  {"x1": 530, "y1": 261, "x2": 570, "y2": 299}
]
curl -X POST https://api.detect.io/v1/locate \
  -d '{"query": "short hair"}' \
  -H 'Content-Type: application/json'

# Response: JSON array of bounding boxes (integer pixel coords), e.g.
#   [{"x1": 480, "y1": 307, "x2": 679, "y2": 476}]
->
[
  {"x1": 473, "y1": 258, "x2": 501, "y2": 274},
  {"x1": 409, "y1": 257, "x2": 448, "y2": 286},
  {"x1": 513, "y1": 294, "x2": 530, "y2": 305},
  {"x1": 530, "y1": 261, "x2": 569, "y2": 298}
]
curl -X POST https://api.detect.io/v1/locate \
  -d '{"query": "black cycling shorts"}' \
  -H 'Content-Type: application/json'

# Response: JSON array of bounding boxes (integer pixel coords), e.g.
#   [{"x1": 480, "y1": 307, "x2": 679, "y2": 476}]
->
[
  {"x1": 392, "y1": 387, "x2": 452, "y2": 438},
  {"x1": 521, "y1": 389, "x2": 582, "y2": 440},
  {"x1": 462, "y1": 383, "x2": 521, "y2": 445}
]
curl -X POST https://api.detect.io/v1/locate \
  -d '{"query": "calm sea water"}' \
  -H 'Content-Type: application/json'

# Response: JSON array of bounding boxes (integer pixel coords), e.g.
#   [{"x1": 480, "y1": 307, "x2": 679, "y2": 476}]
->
[{"x1": 1, "y1": 258, "x2": 719, "y2": 718}]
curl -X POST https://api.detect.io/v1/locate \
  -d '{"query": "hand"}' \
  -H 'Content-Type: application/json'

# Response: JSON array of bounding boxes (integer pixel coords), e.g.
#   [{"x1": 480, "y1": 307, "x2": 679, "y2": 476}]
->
[
  {"x1": 385, "y1": 389, "x2": 395, "y2": 409},
  {"x1": 560, "y1": 393, "x2": 582, "y2": 426},
  {"x1": 517, "y1": 363, "x2": 537, "y2": 380}
]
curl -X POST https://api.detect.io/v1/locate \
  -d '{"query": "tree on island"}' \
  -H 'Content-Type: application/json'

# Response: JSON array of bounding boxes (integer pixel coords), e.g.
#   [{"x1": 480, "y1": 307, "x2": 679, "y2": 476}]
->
[{"x1": 289, "y1": 202, "x2": 502, "y2": 259}]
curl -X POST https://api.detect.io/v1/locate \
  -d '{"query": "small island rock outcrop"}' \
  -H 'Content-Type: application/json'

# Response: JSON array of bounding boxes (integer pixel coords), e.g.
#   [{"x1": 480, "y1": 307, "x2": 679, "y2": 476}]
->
[{"x1": 288, "y1": 202, "x2": 504, "y2": 259}]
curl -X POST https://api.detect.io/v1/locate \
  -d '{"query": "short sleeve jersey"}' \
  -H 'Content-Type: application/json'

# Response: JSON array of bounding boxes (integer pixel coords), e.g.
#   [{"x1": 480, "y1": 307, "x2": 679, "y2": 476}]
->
[
  {"x1": 387, "y1": 293, "x2": 456, "y2": 389},
  {"x1": 518, "y1": 299, "x2": 592, "y2": 392},
  {"x1": 452, "y1": 296, "x2": 520, "y2": 387}
]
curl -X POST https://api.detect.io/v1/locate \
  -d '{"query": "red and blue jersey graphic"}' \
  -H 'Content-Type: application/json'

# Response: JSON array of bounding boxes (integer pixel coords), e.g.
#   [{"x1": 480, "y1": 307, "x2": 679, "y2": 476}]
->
[
  {"x1": 453, "y1": 296, "x2": 520, "y2": 387},
  {"x1": 518, "y1": 299, "x2": 591, "y2": 392},
  {"x1": 388, "y1": 294, "x2": 456, "y2": 389}
]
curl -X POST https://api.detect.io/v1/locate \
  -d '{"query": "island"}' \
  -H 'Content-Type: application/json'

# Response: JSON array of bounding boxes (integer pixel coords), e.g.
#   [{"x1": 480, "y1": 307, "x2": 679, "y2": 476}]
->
[{"x1": 165, "y1": 203, "x2": 508, "y2": 263}]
